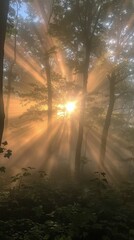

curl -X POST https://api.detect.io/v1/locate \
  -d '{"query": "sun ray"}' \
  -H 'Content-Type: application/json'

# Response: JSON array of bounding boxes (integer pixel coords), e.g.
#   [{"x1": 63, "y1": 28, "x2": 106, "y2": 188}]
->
[{"x1": 5, "y1": 43, "x2": 45, "y2": 84}]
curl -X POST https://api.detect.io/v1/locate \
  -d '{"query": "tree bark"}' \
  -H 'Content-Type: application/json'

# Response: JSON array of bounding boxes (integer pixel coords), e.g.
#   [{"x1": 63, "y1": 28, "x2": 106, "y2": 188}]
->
[
  {"x1": 0, "y1": 0, "x2": 10, "y2": 145},
  {"x1": 75, "y1": 48, "x2": 90, "y2": 178},
  {"x1": 99, "y1": 76, "x2": 115, "y2": 169}
]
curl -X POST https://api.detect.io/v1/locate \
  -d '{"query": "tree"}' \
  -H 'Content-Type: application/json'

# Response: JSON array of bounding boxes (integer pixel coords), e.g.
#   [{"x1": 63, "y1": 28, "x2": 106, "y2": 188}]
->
[
  {"x1": 99, "y1": 0, "x2": 134, "y2": 169},
  {"x1": 0, "y1": 0, "x2": 10, "y2": 145},
  {"x1": 5, "y1": 1, "x2": 19, "y2": 130},
  {"x1": 21, "y1": 1, "x2": 55, "y2": 126},
  {"x1": 50, "y1": 0, "x2": 111, "y2": 177}
]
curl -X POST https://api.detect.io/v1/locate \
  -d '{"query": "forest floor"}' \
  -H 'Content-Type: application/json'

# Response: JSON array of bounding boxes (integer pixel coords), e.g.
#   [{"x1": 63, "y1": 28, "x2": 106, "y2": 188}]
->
[
  {"x1": 1, "y1": 118, "x2": 134, "y2": 239},
  {"x1": 0, "y1": 167, "x2": 134, "y2": 240}
]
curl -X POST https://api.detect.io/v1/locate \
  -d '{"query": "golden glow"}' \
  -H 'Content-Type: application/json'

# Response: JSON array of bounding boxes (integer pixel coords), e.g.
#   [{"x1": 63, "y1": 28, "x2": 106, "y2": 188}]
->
[
  {"x1": 65, "y1": 102, "x2": 76, "y2": 114},
  {"x1": 5, "y1": 43, "x2": 45, "y2": 84},
  {"x1": 57, "y1": 102, "x2": 76, "y2": 117}
]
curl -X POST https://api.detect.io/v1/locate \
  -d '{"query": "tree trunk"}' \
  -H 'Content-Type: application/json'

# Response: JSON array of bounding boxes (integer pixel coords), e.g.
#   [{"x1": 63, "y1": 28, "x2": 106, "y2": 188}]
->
[
  {"x1": 0, "y1": 0, "x2": 10, "y2": 145},
  {"x1": 99, "y1": 77, "x2": 115, "y2": 169},
  {"x1": 45, "y1": 56, "x2": 52, "y2": 125},
  {"x1": 75, "y1": 48, "x2": 90, "y2": 178},
  {"x1": 75, "y1": 94, "x2": 85, "y2": 178},
  {"x1": 5, "y1": 63, "x2": 14, "y2": 130},
  {"x1": 5, "y1": 2, "x2": 18, "y2": 131}
]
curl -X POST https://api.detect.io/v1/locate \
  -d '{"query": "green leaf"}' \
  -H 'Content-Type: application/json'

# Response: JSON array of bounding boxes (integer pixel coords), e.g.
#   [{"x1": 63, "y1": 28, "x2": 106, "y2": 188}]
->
[
  {"x1": 0, "y1": 166, "x2": 6, "y2": 173},
  {"x1": 101, "y1": 172, "x2": 106, "y2": 177},
  {"x1": 2, "y1": 141, "x2": 8, "y2": 146},
  {"x1": 23, "y1": 172, "x2": 31, "y2": 177},
  {"x1": 4, "y1": 149, "x2": 12, "y2": 158},
  {"x1": 0, "y1": 147, "x2": 4, "y2": 153}
]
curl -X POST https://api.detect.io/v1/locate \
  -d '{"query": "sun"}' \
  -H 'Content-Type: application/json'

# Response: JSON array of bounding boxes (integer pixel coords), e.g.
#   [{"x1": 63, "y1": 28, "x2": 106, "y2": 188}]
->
[
  {"x1": 57, "y1": 101, "x2": 76, "y2": 118},
  {"x1": 65, "y1": 102, "x2": 76, "y2": 114}
]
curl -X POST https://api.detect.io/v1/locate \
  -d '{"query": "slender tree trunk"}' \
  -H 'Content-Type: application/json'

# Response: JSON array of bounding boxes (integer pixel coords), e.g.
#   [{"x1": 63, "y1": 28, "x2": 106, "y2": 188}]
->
[
  {"x1": 75, "y1": 90, "x2": 85, "y2": 177},
  {"x1": 0, "y1": 0, "x2": 10, "y2": 145},
  {"x1": 99, "y1": 77, "x2": 115, "y2": 169},
  {"x1": 45, "y1": 56, "x2": 52, "y2": 125},
  {"x1": 75, "y1": 48, "x2": 90, "y2": 178},
  {"x1": 5, "y1": 63, "x2": 14, "y2": 130},
  {"x1": 5, "y1": 1, "x2": 18, "y2": 130}
]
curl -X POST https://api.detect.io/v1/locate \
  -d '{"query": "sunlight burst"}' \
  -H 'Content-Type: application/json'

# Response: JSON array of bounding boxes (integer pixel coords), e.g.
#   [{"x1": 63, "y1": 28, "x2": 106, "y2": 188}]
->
[
  {"x1": 57, "y1": 101, "x2": 76, "y2": 117},
  {"x1": 65, "y1": 102, "x2": 76, "y2": 114}
]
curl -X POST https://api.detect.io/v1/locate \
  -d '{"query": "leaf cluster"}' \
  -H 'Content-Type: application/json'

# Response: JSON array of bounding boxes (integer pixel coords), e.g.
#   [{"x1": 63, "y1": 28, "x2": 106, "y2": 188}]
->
[
  {"x1": 0, "y1": 168, "x2": 134, "y2": 239},
  {"x1": 0, "y1": 141, "x2": 12, "y2": 159}
]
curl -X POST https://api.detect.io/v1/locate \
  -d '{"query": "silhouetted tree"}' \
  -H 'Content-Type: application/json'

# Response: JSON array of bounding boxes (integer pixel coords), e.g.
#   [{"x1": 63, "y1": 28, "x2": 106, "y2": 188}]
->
[
  {"x1": 50, "y1": 0, "x2": 111, "y2": 178},
  {"x1": 0, "y1": 0, "x2": 10, "y2": 145},
  {"x1": 99, "y1": 0, "x2": 134, "y2": 168}
]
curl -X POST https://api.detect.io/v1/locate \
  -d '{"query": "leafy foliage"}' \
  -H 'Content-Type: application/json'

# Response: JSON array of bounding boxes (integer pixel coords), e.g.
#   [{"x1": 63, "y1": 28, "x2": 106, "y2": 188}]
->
[
  {"x1": 0, "y1": 169, "x2": 134, "y2": 240},
  {"x1": 0, "y1": 141, "x2": 12, "y2": 159}
]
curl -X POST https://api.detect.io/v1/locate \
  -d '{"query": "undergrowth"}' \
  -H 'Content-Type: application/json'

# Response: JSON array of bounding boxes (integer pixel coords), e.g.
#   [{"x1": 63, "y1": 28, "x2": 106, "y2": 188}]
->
[{"x1": 0, "y1": 167, "x2": 134, "y2": 240}]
